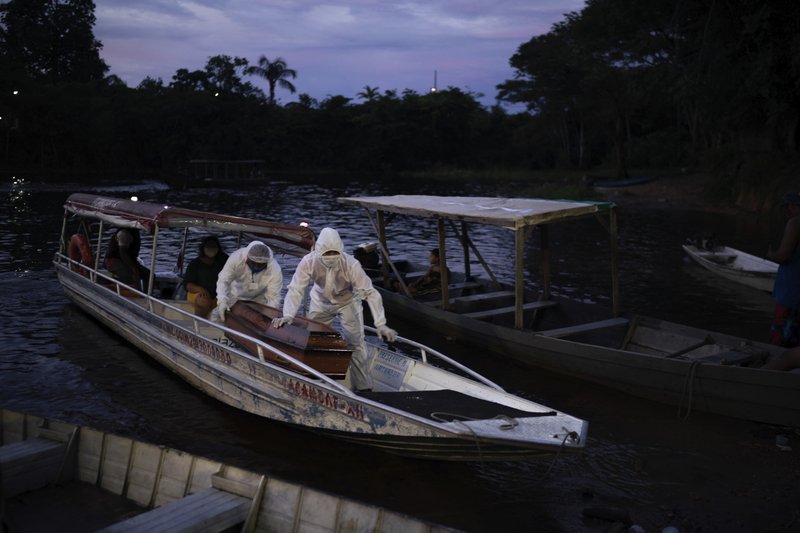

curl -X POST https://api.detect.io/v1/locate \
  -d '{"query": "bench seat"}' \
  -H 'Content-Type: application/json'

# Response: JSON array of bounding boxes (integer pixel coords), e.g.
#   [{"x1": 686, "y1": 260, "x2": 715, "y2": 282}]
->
[
  {"x1": 537, "y1": 317, "x2": 629, "y2": 338},
  {"x1": 97, "y1": 487, "x2": 251, "y2": 533},
  {"x1": 463, "y1": 300, "x2": 557, "y2": 319}
]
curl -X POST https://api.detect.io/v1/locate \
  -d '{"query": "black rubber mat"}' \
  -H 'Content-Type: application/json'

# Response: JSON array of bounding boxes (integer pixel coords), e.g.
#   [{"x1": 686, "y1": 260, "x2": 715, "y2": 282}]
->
[{"x1": 360, "y1": 389, "x2": 556, "y2": 422}]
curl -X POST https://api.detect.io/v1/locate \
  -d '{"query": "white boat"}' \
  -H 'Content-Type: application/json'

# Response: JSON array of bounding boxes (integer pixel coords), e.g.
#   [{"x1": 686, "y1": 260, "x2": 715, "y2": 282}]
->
[
  {"x1": 337, "y1": 195, "x2": 800, "y2": 427},
  {"x1": 0, "y1": 408, "x2": 445, "y2": 532},
  {"x1": 682, "y1": 243, "x2": 777, "y2": 292},
  {"x1": 53, "y1": 193, "x2": 587, "y2": 461}
]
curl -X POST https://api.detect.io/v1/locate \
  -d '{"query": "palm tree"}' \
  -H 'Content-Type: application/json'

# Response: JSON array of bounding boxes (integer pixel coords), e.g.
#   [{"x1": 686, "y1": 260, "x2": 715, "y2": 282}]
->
[
  {"x1": 356, "y1": 85, "x2": 380, "y2": 102},
  {"x1": 246, "y1": 55, "x2": 297, "y2": 104}
]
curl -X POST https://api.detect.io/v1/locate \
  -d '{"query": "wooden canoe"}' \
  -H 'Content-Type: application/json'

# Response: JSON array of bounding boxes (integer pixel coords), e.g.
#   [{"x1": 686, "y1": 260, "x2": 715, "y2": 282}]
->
[{"x1": 682, "y1": 243, "x2": 777, "y2": 292}]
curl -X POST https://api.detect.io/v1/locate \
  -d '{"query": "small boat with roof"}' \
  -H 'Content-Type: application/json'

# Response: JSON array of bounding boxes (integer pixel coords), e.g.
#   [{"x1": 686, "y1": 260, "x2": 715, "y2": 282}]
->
[{"x1": 53, "y1": 193, "x2": 587, "y2": 460}]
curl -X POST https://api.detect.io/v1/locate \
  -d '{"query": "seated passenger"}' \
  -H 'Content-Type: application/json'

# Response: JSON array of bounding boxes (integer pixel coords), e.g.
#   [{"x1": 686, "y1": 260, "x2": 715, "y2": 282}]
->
[
  {"x1": 105, "y1": 228, "x2": 149, "y2": 290},
  {"x1": 408, "y1": 248, "x2": 449, "y2": 295},
  {"x1": 184, "y1": 236, "x2": 229, "y2": 317},
  {"x1": 394, "y1": 248, "x2": 450, "y2": 296}
]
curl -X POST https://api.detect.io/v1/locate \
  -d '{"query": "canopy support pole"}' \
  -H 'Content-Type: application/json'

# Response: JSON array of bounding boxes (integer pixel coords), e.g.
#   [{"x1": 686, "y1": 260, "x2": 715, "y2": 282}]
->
[
  {"x1": 446, "y1": 220, "x2": 499, "y2": 288},
  {"x1": 461, "y1": 221, "x2": 471, "y2": 279},
  {"x1": 366, "y1": 208, "x2": 411, "y2": 296},
  {"x1": 610, "y1": 206, "x2": 620, "y2": 316},
  {"x1": 514, "y1": 227, "x2": 525, "y2": 329},
  {"x1": 540, "y1": 225, "x2": 551, "y2": 301},
  {"x1": 93, "y1": 221, "x2": 104, "y2": 282},
  {"x1": 437, "y1": 217, "x2": 450, "y2": 309},
  {"x1": 147, "y1": 225, "x2": 158, "y2": 296}
]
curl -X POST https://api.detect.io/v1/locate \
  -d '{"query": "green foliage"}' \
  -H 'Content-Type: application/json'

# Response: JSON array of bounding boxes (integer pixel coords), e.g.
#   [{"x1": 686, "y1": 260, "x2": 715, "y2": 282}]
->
[{"x1": 0, "y1": 0, "x2": 108, "y2": 82}]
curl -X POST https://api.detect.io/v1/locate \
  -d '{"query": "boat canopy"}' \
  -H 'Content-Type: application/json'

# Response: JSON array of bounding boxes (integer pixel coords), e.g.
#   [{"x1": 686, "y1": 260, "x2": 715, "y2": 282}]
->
[
  {"x1": 337, "y1": 195, "x2": 614, "y2": 231},
  {"x1": 64, "y1": 193, "x2": 315, "y2": 253},
  {"x1": 339, "y1": 194, "x2": 620, "y2": 320}
]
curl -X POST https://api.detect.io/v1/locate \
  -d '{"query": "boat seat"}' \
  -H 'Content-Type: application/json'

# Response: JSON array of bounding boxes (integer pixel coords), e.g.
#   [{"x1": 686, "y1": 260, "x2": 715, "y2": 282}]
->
[
  {"x1": 696, "y1": 350, "x2": 761, "y2": 366},
  {"x1": 450, "y1": 290, "x2": 514, "y2": 303},
  {"x1": 448, "y1": 281, "x2": 482, "y2": 291},
  {"x1": 537, "y1": 317, "x2": 630, "y2": 338},
  {"x1": 0, "y1": 437, "x2": 68, "y2": 497},
  {"x1": 97, "y1": 487, "x2": 251, "y2": 532},
  {"x1": 463, "y1": 300, "x2": 558, "y2": 319}
]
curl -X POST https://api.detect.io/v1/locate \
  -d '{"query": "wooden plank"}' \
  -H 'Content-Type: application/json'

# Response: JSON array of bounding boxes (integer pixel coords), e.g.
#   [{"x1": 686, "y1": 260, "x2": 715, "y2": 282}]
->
[
  {"x1": 447, "y1": 281, "x2": 482, "y2": 291},
  {"x1": 97, "y1": 487, "x2": 250, "y2": 532},
  {"x1": 211, "y1": 473, "x2": 258, "y2": 499},
  {"x1": 0, "y1": 438, "x2": 67, "y2": 497},
  {"x1": 463, "y1": 300, "x2": 557, "y2": 319},
  {"x1": 537, "y1": 317, "x2": 629, "y2": 338},
  {"x1": 448, "y1": 290, "x2": 515, "y2": 304}
]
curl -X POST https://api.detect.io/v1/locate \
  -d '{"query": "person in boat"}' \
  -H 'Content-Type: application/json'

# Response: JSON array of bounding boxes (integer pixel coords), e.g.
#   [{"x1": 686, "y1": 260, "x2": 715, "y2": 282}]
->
[
  {"x1": 213, "y1": 241, "x2": 282, "y2": 322},
  {"x1": 763, "y1": 346, "x2": 800, "y2": 371},
  {"x1": 407, "y1": 248, "x2": 449, "y2": 295},
  {"x1": 104, "y1": 228, "x2": 149, "y2": 290},
  {"x1": 184, "y1": 236, "x2": 229, "y2": 318},
  {"x1": 353, "y1": 242, "x2": 380, "y2": 272},
  {"x1": 766, "y1": 191, "x2": 800, "y2": 348},
  {"x1": 271, "y1": 227, "x2": 398, "y2": 391}
]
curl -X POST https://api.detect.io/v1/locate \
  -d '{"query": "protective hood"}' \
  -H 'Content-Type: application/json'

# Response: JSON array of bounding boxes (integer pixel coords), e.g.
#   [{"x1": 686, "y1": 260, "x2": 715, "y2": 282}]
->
[
  {"x1": 314, "y1": 228, "x2": 344, "y2": 255},
  {"x1": 246, "y1": 240, "x2": 273, "y2": 262}
]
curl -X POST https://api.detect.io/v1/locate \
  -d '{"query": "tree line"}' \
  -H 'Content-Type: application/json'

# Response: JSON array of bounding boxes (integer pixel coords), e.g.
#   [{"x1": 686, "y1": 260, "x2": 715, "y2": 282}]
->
[{"x1": 1, "y1": 0, "x2": 798, "y2": 194}]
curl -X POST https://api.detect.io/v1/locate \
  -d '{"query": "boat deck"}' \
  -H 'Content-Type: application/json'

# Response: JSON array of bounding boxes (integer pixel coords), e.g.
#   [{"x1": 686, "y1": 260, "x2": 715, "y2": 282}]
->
[{"x1": 360, "y1": 389, "x2": 555, "y2": 421}]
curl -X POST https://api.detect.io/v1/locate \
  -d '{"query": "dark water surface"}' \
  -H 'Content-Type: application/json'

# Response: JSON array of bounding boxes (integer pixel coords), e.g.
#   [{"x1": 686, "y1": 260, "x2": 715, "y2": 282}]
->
[{"x1": 1, "y1": 177, "x2": 796, "y2": 532}]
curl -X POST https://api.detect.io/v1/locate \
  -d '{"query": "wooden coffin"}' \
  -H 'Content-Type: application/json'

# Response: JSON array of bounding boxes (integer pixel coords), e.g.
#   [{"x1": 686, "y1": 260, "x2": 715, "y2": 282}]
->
[{"x1": 224, "y1": 301, "x2": 352, "y2": 378}]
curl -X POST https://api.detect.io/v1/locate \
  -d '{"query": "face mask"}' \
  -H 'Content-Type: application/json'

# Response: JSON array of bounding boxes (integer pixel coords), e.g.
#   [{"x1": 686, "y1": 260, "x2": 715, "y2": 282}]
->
[
  {"x1": 248, "y1": 261, "x2": 268, "y2": 273},
  {"x1": 320, "y1": 255, "x2": 340, "y2": 268},
  {"x1": 204, "y1": 246, "x2": 218, "y2": 258}
]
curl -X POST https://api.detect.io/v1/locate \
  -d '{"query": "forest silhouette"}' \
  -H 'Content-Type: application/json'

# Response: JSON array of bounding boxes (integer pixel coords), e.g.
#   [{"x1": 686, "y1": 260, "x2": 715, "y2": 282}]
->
[{"x1": 1, "y1": 0, "x2": 798, "y2": 202}]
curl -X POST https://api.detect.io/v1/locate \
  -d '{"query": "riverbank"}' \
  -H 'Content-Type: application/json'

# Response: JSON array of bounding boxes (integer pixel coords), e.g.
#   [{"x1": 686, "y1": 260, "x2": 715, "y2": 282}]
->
[{"x1": 589, "y1": 172, "x2": 738, "y2": 213}]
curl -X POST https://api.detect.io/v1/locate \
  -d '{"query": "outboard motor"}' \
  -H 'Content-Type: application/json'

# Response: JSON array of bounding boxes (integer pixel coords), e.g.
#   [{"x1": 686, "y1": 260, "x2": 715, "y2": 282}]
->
[{"x1": 354, "y1": 242, "x2": 381, "y2": 272}]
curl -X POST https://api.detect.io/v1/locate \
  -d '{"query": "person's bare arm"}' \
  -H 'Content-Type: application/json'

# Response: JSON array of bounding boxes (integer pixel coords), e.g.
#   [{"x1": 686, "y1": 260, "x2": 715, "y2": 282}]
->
[{"x1": 769, "y1": 217, "x2": 800, "y2": 263}]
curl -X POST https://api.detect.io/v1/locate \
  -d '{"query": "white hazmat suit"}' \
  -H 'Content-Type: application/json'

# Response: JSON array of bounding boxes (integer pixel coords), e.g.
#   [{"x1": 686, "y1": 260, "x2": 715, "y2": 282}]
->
[
  {"x1": 214, "y1": 241, "x2": 282, "y2": 321},
  {"x1": 273, "y1": 228, "x2": 397, "y2": 390}
]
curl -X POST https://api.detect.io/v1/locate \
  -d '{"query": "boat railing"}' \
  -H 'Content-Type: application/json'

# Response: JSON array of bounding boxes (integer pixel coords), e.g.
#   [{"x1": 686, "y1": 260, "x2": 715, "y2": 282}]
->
[
  {"x1": 364, "y1": 325, "x2": 505, "y2": 392},
  {"x1": 58, "y1": 251, "x2": 503, "y2": 395},
  {"x1": 56, "y1": 252, "x2": 355, "y2": 396}
]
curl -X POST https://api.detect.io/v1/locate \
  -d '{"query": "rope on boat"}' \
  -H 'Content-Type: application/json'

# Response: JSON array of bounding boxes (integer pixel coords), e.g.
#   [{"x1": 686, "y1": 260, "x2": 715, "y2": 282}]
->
[
  {"x1": 539, "y1": 429, "x2": 580, "y2": 482},
  {"x1": 677, "y1": 360, "x2": 703, "y2": 420},
  {"x1": 430, "y1": 412, "x2": 524, "y2": 430},
  {"x1": 448, "y1": 417, "x2": 485, "y2": 462}
]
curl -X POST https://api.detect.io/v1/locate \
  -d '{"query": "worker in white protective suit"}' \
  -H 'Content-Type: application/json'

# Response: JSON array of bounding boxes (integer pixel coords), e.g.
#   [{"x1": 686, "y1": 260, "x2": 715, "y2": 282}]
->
[
  {"x1": 213, "y1": 241, "x2": 282, "y2": 322},
  {"x1": 271, "y1": 227, "x2": 398, "y2": 391}
]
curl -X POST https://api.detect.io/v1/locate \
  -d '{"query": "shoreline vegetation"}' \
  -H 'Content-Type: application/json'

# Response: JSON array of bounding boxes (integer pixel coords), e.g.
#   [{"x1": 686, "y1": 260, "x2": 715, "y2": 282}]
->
[{"x1": 4, "y1": 165, "x2": 796, "y2": 214}]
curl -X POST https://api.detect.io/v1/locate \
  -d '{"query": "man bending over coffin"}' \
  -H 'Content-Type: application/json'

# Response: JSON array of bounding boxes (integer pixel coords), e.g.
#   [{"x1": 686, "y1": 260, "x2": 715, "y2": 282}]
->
[{"x1": 271, "y1": 227, "x2": 398, "y2": 391}]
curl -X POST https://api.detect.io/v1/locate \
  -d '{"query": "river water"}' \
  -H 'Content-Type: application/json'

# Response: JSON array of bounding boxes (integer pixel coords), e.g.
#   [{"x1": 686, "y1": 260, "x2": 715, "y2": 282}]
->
[{"x1": 1, "y1": 176, "x2": 796, "y2": 532}]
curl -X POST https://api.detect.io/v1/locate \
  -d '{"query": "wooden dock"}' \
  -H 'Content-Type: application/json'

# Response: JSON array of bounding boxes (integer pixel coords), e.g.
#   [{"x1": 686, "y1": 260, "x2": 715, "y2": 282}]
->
[{"x1": 0, "y1": 409, "x2": 454, "y2": 532}]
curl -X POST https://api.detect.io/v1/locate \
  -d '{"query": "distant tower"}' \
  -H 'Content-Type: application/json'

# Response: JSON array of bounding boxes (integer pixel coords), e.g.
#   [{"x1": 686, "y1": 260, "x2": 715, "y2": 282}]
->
[{"x1": 431, "y1": 70, "x2": 437, "y2": 93}]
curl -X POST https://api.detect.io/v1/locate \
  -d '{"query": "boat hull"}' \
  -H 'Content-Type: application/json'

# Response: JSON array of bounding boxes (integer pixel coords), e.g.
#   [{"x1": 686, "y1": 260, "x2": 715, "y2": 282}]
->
[
  {"x1": 682, "y1": 244, "x2": 777, "y2": 292},
  {"x1": 55, "y1": 264, "x2": 585, "y2": 460},
  {"x1": 374, "y1": 283, "x2": 800, "y2": 427}
]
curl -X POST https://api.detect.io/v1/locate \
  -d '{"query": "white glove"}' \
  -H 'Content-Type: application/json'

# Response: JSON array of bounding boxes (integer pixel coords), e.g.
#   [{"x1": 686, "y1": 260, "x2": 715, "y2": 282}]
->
[
  {"x1": 271, "y1": 316, "x2": 293, "y2": 328},
  {"x1": 377, "y1": 325, "x2": 398, "y2": 342},
  {"x1": 217, "y1": 305, "x2": 229, "y2": 322}
]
